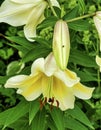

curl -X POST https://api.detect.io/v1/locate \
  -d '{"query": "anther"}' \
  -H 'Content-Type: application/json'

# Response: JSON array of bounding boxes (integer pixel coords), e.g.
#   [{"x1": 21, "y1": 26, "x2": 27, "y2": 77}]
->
[
  {"x1": 56, "y1": 100, "x2": 59, "y2": 108},
  {"x1": 48, "y1": 98, "x2": 52, "y2": 102},
  {"x1": 50, "y1": 97, "x2": 54, "y2": 110},
  {"x1": 39, "y1": 98, "x2": 44, "y2": 110},
  {"x1": 43, "y1": 97, "x2": 47, "y2": 105}
]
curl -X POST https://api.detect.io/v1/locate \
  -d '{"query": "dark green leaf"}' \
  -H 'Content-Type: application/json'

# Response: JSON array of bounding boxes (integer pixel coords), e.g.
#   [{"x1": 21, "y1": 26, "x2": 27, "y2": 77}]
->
[
  {"x1": 50, "y1": 108, "x2": 65, "y2": 130},
  {"x1": 65, "y1": 117, "x2": 88, "y2": 130},
  {"x1": 0, "y1": 100, "x2": 29, "y2": 128},
  {"x1": 38, "y1": 16, "x2": 58, "y2": 29},
  {"x1": 75, "y1": 69, "x2": 97, "y2": 82},
  {"x1": 31, "y1": 108, "x2": 46, "y2": 130},
  {"x1": 77, "y1": 0, "x2": 86, "y2": 14},
  {"x1": 68, "y1": 20, "x2": 90, "y2": 31},
  {"x1": 9, "y1": 116, "x2": 29, "y2": 130},
  {"x1": 6, "y1": 43, "x2": 28, "y2": 54},
  {"x1": 63, "y1": 6, "x2": 79, "y2": 20},
  {"x1": 69, "y1": 50, "x2": 97, "y2": 67},
  {"x1": 66, "y1": 105, "x2": 94, "y2": 129},
  {"x1": 47, "y1": 116, "x2": 58, "y2": 130},
  {"x1": 0, "y1": 76, "x2": 11, "y2": 84},
  {"x1": 34, "y1": 37, "x2": 51, "y2": 48},
  {"x1": 6, "y1": 36, "x2": 33, "y2": 50},
  {"x1": 22, "y1": 45, "x2": 51, "y2": 63}
]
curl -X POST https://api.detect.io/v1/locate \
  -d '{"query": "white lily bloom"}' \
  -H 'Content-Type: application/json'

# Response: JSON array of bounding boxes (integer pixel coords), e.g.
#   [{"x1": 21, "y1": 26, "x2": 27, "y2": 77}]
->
[
  {"x1": 93, "y1": 11, "x2": 101, "y2": 51},
  {"x1": 5, "y1": 53, "x2": 94, "y2": 111},
  {"x1": 96, "y1": 55, "x2": 101, "y2": 72},
  {"x1": 53, "y1": 20, "x2": 70, "y2": 70},
  {"x1": 0, "y1": 0, "x2": 60, "y2": 41}
]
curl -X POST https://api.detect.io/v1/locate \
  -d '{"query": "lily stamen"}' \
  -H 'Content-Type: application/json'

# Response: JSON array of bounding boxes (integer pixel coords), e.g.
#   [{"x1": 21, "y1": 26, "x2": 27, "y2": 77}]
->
[{"x1": 56, "y1": 100, "x2": 59, "y2": 108}]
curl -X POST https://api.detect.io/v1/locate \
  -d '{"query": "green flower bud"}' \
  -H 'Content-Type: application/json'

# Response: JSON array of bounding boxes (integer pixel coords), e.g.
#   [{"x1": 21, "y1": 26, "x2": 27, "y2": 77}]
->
[{"x1": 53, "y1": 20, "x2": 70, "y2": 70}]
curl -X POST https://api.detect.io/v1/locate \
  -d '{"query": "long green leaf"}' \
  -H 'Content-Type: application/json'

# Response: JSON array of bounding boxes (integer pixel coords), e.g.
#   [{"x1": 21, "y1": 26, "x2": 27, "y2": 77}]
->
[
  {"x1": 22, "y1": 45, "x2": 51, "y2": 63},
  {"x1": 9, "y1": 116, "x2": 29, "y2": 130},
  {"x1": 29, "y1": 100, "x2": 40, "y2": 125},
  {"x1": 77, "y1": 0, "x2": 86, "y2": 14},
  {"x1": 31, "y1": 108, "x2": 46, "y2": 130},
  {"x1": 0, "y1": 100, "x2": 29, "y2": 129},
  {"x1": 69, "y1": 50, "x2": 97, "y2": 67},
  {"x1": 66, "y1": 105, "x2": 94, "y2": 129},
  {"x1": 75, "y1": 69, "x2": 97, "y2": 82},
  {"x1": 68, "y1": 20, "x2": 90, "y2": 31},
  {"x1": 65, "y1": 117, "x2": 88, "y2": 130},
  {"x1": 47, "y1": 116, "x2": 58, "y2": 130},
  {"x1": 6, "y1": 36, "x2": 33, "y2": 50},
  {"x1": 63, "y1": 6, "x2": 79, "y2": 20},
  {"x1": 38, "y1": 16, "x2": 57, "y2": 29},
  {"x1": 50, "y1": 108, "x2": 65, "y2": 130}
]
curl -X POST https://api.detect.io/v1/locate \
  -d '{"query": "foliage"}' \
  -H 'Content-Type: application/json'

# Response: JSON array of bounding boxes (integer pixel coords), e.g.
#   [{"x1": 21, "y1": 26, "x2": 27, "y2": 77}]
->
[{"x1": 0, "y1": 0, "x2": 101, "y2": 130}]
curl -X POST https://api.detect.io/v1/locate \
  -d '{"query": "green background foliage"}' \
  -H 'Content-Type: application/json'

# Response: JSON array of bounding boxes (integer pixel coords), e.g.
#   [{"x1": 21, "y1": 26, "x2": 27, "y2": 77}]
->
[{"x1": 0, "y1": 0, "x2": 101, "y2": 130}]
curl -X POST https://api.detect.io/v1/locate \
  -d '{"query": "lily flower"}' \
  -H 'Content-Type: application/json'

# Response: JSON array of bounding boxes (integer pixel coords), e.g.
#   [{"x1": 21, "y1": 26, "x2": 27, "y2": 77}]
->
[
  {"x1": 0, "y1": 0, "x2": 60, "y2": 41},
  {"x1": 96, "y1": 55, "x2": 101, "y2": 72},
  {"x1": 93, "y1": 11, "x2": 101, "y2": 51},
  {"x1": 4, "y1": 53, "x2": 94, "y2": 111},
  {"x1": 53, "y1": 20, "x2": 70, "y2": 70}
]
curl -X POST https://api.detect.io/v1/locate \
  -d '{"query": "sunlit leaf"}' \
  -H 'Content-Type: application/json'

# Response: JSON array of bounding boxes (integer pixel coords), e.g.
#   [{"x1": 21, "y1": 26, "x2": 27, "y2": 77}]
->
[
  {"x1": 29, "y1": 100, "x2": 40, "y2": 125},
  {"x1": 50, "y1": 108, "x2": 65, "y2": 130},
  {"x1": 0, "y1": 100, "x2": 29, "y2": 129}
]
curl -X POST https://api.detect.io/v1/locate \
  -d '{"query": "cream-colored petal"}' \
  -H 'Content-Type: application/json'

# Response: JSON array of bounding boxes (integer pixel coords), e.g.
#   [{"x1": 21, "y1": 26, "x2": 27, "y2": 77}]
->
[
  {"x1": 4, "y1": 75, "x2": 29, "y2": 88},
  {"x1": 50, "y1": 0, "x2": 60, "y2": 8},
  {"x1": 31, "y1": 58, "x2": 44, "y2": 75},
  {"x1": 0, "y1": 0, "x2": 34, "y2": 26},
  {"x1": 53, "y1": 77, "x2": 75, "y2": 111},
  {"x1": 72, "y1": 83, "x2": 95, "y2": 99},
  {"x1": 10, "y1": 0, "x2": 43, "y2": 4},
  {"x1": 17, "y1": 73, "x2": 42, "y2": 101},
  {"x1": 93, "y1": 15, "x2": 101, "y2": 51},
  {"x1": 96, "y1": 55, "x2": 101, "y2": 71},
  {"x1": 44, "y1": 53, "x2": 59, "y2": 76},
  {"x1": 42, "y1": 76, "x2": 75, "y2": 111},
  {"x1": 41, "y1": 75, "x2": 53, "y2": 99},
  {"x1": 54, "y1": 69, "x2": 80, "y2": 87},
  {"x1": 24, "y1": 1, "x2": 47, "y2": 41}
]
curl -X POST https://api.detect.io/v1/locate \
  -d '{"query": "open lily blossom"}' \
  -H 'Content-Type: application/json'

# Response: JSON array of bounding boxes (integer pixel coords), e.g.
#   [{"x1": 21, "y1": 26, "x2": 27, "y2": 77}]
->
[
  {"x1": 96, "y1": 55, "x2": 101, "y2": 72},
  {"x1": 93, "y1": 11, "x2": 101, "y2": 51},
  {"x1": 4, "y1": 53, "x2": 94, "y2": 111},
  {"x1": 53, "y1": 20, "x2": 70, "y2": 70},
  {"x1": 0, "y1": 0, "x2": 60, "y2": 41}
]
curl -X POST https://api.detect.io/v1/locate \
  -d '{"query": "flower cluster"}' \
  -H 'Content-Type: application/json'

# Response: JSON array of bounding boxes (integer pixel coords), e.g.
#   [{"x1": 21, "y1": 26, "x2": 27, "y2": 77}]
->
[{"x1": 0, "y1": 0, "x2": 95, "y2": 111}]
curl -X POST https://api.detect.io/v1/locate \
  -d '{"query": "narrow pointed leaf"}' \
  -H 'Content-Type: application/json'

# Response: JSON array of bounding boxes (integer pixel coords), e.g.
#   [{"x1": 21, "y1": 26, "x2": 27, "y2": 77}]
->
[
  {"x1": 0, "y1": 100, "x2": 29, "y2": 128},
  {"x1": 67, "y1": 104, "x2": 94, "y2": 129},
  {"x1": 29, "y1": 100, "x2": 40, "y2": 125},
  {"x1": 31, "y1": 108, "x2": 46, "y2": 130},
  {"x1": 50, "y1": 108, "x2": 65, "y2": 130}
]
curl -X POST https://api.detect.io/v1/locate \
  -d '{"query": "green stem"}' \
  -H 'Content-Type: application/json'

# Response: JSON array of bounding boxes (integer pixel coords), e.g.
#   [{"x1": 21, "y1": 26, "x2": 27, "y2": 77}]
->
[
  {"x1": 97, "y1": 69, "x2": 100, "y2": 89},
  {"x1": 47, "y1": 0, "x2": 58, "y2": 17},
  {"x1": 96, "y1": 38, "x2": 101, "y2": 91},
  {"x1": 66, "y1": 12, "x2": 96, "y2": 23},
  {"x1": 84, "y1": 44, "x2": 89, "y2": 53}
]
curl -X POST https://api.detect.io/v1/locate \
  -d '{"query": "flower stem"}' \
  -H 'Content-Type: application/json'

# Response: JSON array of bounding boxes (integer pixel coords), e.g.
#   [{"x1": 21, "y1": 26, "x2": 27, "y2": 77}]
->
[
  {"x1": 47, "y1": 0, "x2": 58, "y2": 17},
  {"x1": 66, "y1": 12, "x2": 96, "y2": 23},
  {"x1": 97, "y1": 69, "x2": 101, "y2": 89}
]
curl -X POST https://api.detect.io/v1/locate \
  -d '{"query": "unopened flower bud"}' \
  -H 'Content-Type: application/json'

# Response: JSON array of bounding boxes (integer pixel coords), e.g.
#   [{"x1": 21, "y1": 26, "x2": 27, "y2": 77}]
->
[{"x1": 53, "y1": 20, "x2": 70, "y2": 70}]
